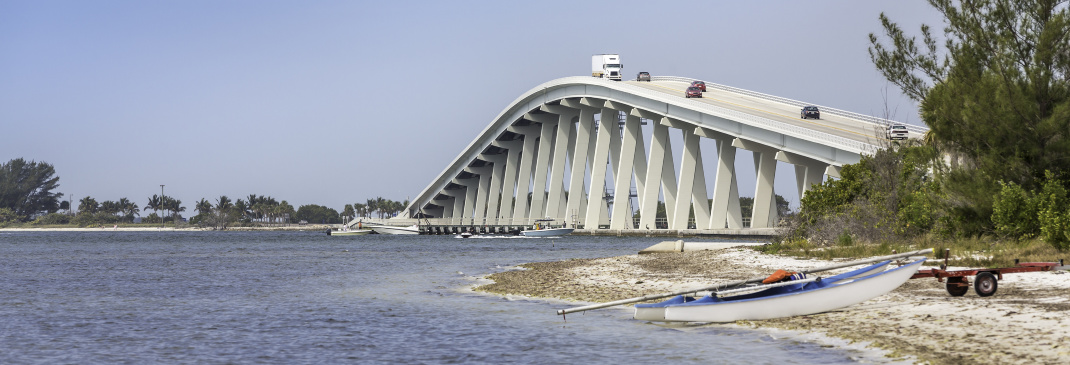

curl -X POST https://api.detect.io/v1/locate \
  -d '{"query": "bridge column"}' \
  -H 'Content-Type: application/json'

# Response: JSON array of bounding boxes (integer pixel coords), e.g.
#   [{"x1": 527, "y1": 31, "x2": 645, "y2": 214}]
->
[
  {"x1": 524, "y1": 113, "x2": 558, "y2": 221},
  {"x1": 481, "y1": 153, "x2": 507, "y2": 225},
  {"x1": 584, "y1": 106, "x2": 618, "y2": 229},
  {"x1": 509, "y1": 125, "x2": 540, "y2": 225},
  {"x1": 689, "y1": 128, "x2": 712, "y2": 229},
  {"x1": 657, "y1": 118, "x2": 682, "y2": 228},
  {"x1": 456, "y1": 177, "x2": 479, "y2": 225},
  {"x1": 775, "y1": 151, "x2": 828, "y2": 200},
  {"x1": 541, "y1": 105, "x2": 579, "y2": 221},
  {"x1": 465, "y1": 164, "x2": 493, "y2": 225},
  {"x1": 695, "y1": 127, "x2": 743, "y2": 229},
  {"x1": 671, "y1": 123, "x2": 702, "y2": 230},
  {"x1": 638, "y1": 117, "x2": 671, "y2": 230},
  {"x1": 610, "y1": 112, "x2": 641, "y2": 229},
  {"x1": 440, "y1": 189, "x2": 465, "y2": 224},
  {"x1": 733, "y1": 139, "x2": 778, "y2": 228},
  {"x1": 562, "y1": 98, "x2": 599, "y2": 227},
  {"x1": 629, "y1": 109, "x2": 656, "y2": 218},
  {"x1": 492, "y1": 139, "x2": 522, "y2": 226}
]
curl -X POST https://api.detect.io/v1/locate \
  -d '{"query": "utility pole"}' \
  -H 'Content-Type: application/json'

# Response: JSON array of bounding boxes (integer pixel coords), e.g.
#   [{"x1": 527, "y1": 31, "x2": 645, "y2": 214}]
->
[{"x1": 160, "y1": 185, "x2": 165, "y2": 229}]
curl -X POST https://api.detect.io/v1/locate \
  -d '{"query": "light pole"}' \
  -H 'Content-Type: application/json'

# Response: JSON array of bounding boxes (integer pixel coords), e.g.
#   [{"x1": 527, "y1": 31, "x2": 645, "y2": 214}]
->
[{"x1": 160, "y1": 185, "x2": 165, "y2": 228}]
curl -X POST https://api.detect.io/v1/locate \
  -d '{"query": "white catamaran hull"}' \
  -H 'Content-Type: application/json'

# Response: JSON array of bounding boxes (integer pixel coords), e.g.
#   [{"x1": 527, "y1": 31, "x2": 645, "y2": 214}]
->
[
  {"x1": 633, "y1": 261, "x2": 893, "y2": 322},
  {"x1": 368, "y1": 224, "x2": 420, "y2": 235},
  {"x1": 657, "y1": 259, "x2": 924, "y2": 323}
]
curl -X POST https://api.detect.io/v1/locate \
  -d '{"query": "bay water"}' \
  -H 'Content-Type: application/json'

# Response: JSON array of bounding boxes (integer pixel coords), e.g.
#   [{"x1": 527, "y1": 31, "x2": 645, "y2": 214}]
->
[{"x1": 0, "y1": 231, "x2": 901, "y2": 364}]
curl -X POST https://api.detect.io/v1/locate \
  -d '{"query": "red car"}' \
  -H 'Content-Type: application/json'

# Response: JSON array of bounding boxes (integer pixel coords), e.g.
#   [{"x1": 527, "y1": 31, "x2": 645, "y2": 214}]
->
[
  {"x1": 685, "y1": 86, "x2": 703, "y2": 98},
  {"x1": 690, "y1": 81, "x2": 706, "y2": 92}
]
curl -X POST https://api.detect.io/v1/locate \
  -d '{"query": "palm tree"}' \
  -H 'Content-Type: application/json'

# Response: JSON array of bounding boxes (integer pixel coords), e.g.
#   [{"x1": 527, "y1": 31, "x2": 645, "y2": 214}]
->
[
  {"x1": 375, "y1": 197, "x2": 387, "y2": 218},
  {"x1": 277, "y1": 200, "x2": 294, "y2": 224},
  {"x1": 79, "y1": 196, "x2": 99, "y2": 214},
  {"x1": 366, "y1": 199, "x2": 377, "y2": 219},
  {"x1": 195, "y1": 198, "x2": 212, "y2": 216},
  {"x1": 215, "y1": 195, "x2": 234, "y2": 229},
  {"x1": 118, "y1": 197, "x2": 139, "y2": 222},
  {"x1": 145, "y1": 195, "x2": 161, "y2": 220}
]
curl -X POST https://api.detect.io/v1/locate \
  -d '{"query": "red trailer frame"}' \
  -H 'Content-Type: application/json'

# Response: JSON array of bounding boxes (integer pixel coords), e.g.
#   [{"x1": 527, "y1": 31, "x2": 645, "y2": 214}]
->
[{"x1": 911, "y1": 249, "x2": 1066, "y2": 297}]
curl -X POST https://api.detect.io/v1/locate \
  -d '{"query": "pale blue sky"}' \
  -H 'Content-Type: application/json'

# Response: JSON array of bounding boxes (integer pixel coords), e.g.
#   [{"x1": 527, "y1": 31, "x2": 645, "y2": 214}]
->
[{"x1": 1, "y1": 0, "x2": 941, "y2": 213}]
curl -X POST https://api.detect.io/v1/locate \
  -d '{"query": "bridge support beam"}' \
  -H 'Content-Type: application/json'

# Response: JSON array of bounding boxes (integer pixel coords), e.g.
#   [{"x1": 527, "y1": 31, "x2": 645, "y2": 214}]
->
[
  {"x1": 480, "y1": 153, "x2": 507, "y2": 225},
  {"x1": 492, "y1": 139, "x2": 522, "y2": 225},
  {"x1": 671, "y1": 124, "x2": 701, "y2": 230},
  {"x1": 584, "y1": 107, "x2": 617, "y2": 229},
  {"x1": 541, "y1": 105, "x2": 579, "y2": 221},
  {"x1": 733, "y1": 138, "x2": 778, "y2": 228},
  {"x1": 509, "y1": 125, "x2": 540, "y2": 224},
  {"x1": 638, "y1": 117, "x2": 670, "y2": 230},
  {"x1": 465, "y1": 164, "x2": 493, "y2": 225},
  {"x1": 610, "y1": 112, "x2": 641, "y2": 229},
  {"x1": 564, "y1": 99, "x2": 599, "y2": 227},
  {"x1": 695, "y1": 127, "x2": 743, "y2": 230},
  {"x1": 525, "y1": 113, "x2": 558, "y2": 221}
]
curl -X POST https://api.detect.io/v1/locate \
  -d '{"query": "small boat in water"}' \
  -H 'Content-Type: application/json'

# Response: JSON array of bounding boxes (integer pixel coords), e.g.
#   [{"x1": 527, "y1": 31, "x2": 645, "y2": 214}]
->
[
  {"x1": 635, "y1": 258, "x2": 925, "y2": 323},
  {"x1": 367, "y1": 224, "x2": 420, "y2": 235},
  {"x1": 327, "y1": 229, "x2": 372, "y2": 236},
  {"x1": 520, "y1": 219, "x2": 574, "y2": 237}
]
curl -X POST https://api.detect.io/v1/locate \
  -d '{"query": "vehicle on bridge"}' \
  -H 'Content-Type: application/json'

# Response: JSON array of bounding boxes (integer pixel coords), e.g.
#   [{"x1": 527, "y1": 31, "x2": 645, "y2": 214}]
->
[
  {"x1": 636, "y1": 72, "x2": 651, "y2": 81},
  {"x1": 690, "y1": 80, "x2": 706, "y2": 92},
  {"x1": 886, "y1": 124, "x2": 909, "y2": 140},
  {"x1": 591, "y1": 54, "x2": 623, "y2": 81},
  {"x1": 801, "y1": 106, "x2": 820, "y2": 119},
  {"x1": 685, "y1": 86, "x2": 703, "y2": 98}
]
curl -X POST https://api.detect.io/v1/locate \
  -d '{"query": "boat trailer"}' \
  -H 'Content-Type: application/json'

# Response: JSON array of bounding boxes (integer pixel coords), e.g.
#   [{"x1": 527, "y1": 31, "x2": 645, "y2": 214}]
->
[{"x1": 911, "y1": 249, "x2": 1067, "y2": 297}]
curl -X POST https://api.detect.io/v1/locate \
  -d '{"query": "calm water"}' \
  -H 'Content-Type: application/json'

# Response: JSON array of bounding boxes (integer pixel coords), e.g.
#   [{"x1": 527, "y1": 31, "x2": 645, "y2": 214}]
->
[{"x1": 0, "y1": 231, "x2": 900, "y2": 364}]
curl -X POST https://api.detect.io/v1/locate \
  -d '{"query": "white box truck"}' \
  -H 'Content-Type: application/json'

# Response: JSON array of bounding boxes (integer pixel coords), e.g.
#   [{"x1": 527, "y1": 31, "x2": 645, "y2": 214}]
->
[{"x1": 591, "y1": 54, "x2": 622, "y2": 81}]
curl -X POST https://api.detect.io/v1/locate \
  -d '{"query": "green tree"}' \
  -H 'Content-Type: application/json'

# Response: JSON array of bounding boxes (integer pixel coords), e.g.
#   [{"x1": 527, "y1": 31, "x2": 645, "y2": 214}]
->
[
  {"x1": 79, "y1": 196, "x2": 99, "y2": 214},
  {"x1": 145, "y1": 195, "x2": 161, "y2": 220},
  {"x1": 295, "y1": 204, "x2": 340, "y2": 224},
  {"x1": 869, "y1": 0, "x2": 1070, "y2": 236},
  {"x1": 0, "y1": 158, "x2": 63, "y2": 221}
]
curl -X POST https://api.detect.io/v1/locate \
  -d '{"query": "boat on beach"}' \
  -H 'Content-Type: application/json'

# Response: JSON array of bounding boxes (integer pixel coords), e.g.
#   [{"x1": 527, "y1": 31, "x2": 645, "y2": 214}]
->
[
  {"x1": 634, "y1": 260, "x2": 892, "y2": 321},
  {"x1": 519, "y1": 219, "x2": 574, "y2": 237},
  {"x1": 634, "y1": 258, "x2": 925, "y2": 323}
]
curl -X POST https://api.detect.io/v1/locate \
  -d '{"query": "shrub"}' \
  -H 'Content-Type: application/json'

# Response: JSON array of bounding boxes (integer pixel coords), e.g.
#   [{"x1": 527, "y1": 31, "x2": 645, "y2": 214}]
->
[
  {"x1": 33, "y1": 213, "x2": 71, "y2": 225},
  {"x1": 991, "y1": 181, "x2": 1038, "y2": 240}
]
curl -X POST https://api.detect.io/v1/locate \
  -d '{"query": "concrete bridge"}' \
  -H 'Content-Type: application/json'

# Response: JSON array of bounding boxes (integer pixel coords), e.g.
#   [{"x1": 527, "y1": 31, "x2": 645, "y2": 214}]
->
[{"x1": 401, "y1": 76, "x2": 926, "y2": 232}]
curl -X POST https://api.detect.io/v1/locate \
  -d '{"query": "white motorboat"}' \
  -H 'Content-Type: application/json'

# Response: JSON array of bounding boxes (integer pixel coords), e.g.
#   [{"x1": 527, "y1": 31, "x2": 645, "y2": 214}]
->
[
  {"x1": 367, "y1": 224, "x2": 420, "y2": 235},
  {"x1": 519, "y1": 219, "x2": 574, "y2": 237},
  {"x1": 327, "y1": 229, "x2": 372, "y2": 236}
]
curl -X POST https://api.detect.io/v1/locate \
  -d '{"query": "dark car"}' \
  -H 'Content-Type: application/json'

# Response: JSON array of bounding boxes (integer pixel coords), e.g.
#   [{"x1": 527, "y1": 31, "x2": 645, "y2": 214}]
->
[
  {"x1": 690, "y1": 81, "x2": 706, "y2": 92},
  {"x1": 801, "y1": 106, "x2": 820, "y2": 119},
  {"x1": 685, "y1": 86, "x2": 703, "y2": 98},
  {"x1": 637, "y1": 72, "x2": 651, "y2": 81}
]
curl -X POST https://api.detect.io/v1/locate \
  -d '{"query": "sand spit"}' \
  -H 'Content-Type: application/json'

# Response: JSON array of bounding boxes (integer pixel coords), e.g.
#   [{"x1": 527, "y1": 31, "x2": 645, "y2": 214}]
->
[{"x1": 476, "y1": 248, "x2": 1070, "y2": 365}]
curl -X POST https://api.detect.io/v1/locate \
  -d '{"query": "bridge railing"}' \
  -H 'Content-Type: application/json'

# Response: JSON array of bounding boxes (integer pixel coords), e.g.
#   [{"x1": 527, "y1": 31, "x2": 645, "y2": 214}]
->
[{"x1": 651, "y1": 76, "x2": 930, "y2": 135}]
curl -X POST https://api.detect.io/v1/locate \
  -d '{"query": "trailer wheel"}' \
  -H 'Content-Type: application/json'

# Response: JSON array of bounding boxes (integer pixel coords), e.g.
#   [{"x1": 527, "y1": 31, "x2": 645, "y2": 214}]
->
[
  {"x1": 974, "y1": 272, "x2": 998, "y2": 297},
  {"x1": 946, "y1": 277, "x2": 969, "y2": 296}
]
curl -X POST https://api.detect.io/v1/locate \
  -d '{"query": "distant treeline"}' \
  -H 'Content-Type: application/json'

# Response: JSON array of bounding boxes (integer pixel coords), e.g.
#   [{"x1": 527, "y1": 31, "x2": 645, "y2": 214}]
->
[{"x1": 0, "y1": 158, "x2": 407, "y2": 228}]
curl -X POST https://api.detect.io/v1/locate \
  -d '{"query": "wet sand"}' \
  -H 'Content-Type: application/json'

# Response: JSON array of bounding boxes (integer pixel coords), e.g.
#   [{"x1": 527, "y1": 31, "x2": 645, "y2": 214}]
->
[{"x1": 475, "y1": 248, "x2": 1070, "y2": 365}]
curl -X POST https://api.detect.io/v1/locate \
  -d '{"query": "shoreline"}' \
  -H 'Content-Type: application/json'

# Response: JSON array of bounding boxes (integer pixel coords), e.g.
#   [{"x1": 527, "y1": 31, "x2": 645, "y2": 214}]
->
[
  {"x1": 0, "y1": 226, "x2": 332, "y2": 232},
  {"x1": 474, "y1": 247, "x2": 1070, "y2": 364}
]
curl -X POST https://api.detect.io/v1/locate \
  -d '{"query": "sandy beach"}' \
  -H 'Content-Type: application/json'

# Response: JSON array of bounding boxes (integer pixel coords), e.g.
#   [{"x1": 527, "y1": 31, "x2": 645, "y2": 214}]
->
[{"x1": 475, "y1": 246, "x2": 1070, "y2": 365}]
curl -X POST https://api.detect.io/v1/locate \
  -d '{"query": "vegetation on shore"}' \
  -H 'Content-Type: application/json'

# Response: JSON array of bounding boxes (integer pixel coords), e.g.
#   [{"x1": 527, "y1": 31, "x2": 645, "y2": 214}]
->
[
  {"x1": 781, "y1": 0, "x2": 1070, "y2": 260},
  {"x1": 0, "y1": 158, "x2": 408, "y2": 229}
]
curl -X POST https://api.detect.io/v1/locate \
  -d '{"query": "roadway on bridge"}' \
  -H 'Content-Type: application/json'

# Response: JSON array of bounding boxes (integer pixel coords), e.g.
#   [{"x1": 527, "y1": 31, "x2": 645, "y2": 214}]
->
[{"x1": 625, "y1": 80, "x2": 903, "y2": 146}]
